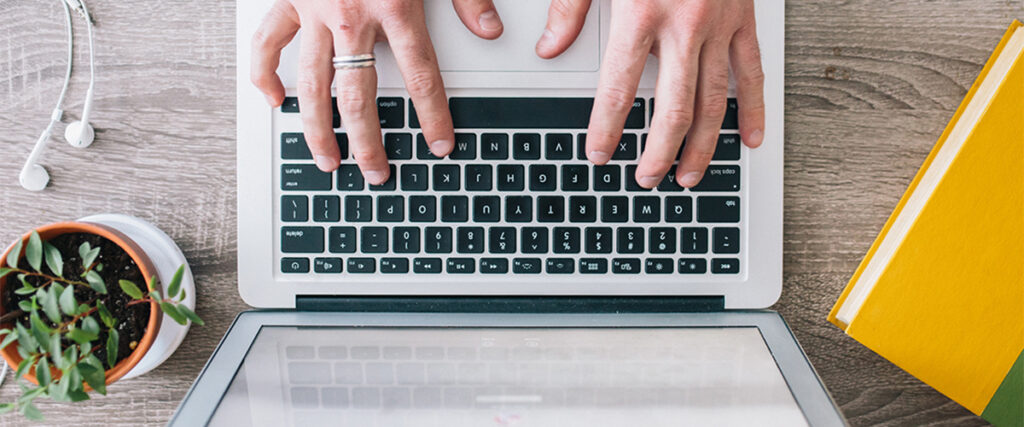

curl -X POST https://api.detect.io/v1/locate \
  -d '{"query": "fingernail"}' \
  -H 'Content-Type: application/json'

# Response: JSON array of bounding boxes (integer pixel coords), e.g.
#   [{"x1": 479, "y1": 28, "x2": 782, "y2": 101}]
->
[
  {"x1": 431, "y1": 139, "x2": 453, "y2": 155},
  {"x1": 639, "y1": 175, "x2": 660, "y2": 188},
  {"x1": 314, "y1": 155, "x2": 338, "y2": 172},
  {"x1": 364, "y1": 169, "x2": 387, "y2": 185},
  {"x1": 478, "y1": 10, "x2": 502, "y2": 31},
  {"x1": 588, "y1": 150, "x2": 611, "y2": 164},
  {"x1": 680, "y1": 172, "x2": 702, "y2": 188},
  {"x1": 748, "y1": 129, "x2": 764, "y2": 147},
  {"x1": 537, "y1": 29, "x2": 555, "y2": 50}
]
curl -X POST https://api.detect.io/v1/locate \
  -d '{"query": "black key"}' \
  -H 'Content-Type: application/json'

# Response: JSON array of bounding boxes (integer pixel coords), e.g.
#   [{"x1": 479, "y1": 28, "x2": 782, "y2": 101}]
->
[
  {"x1": 381, "y1": 258, "x2": 409, "y2": 273},
  {"x1": 385, "y1": 133, "x2": 413, "y2": 160},
  {"x1": 377, "y1": 196, "x2": 404, "y2": 222},
  {"x1": 457, "y1": 227, "x2": 485, "y2": 253},
  {"x1": 665, "y1": 197, "x2": 693, "y2": 223},
  {"x1": 281, "y1": 133, "x2": 312, "y2": 160},
  {"x1": 529, "y1": 165, "x2": 557, "y2": 191},
  {"x1": 281, "y1": 97, "x2": 300, "y2": 113},
  {"x1": 282, "y1": 227, "x2": 324, "y2": 253},
  {"x1": 449, "y1": 98, "x2": 595, "y2": 129},
  {"x1": 712, "y1": 258, "x2": 740, "y2": 274},
  {"x1": 612, "y1": 258, "x2": 641, "y2": 274},
  {"x1": 480, "y1": 133, "x2": 509, "y2": 160},
  {"x1": 400, "y1": 165, "x2": 429, "y2": 191},
  {"x1": 692, "y1": 165, "x2": 740, "y2": 192},
  {"x1": 378, "y1": 97, "x2": 404, "y2": 129},
  {"x1": 281, "y1": 164, "x2": 331, "y2": 191},
  {"x1": 369, "y1": 165, "x2": 397, "y2": 191},
  {"x1": 416, "y1": 134, "x2": 443, "y2": 160},
  {"x1": 313, "y1": 257, "x2": 343, "y2": 273},
  {"x1": 312, "y1": 196, "x2": 340, "y2": 222},
  {"x1": 616, "y1": 228, "x2": 644, "y2": 254},
  {"x1": 345, "y1": 196, "x2": 372, "y2": 222},
  {"x1": 433, "y1": 165, "x2": 461, "y2": 191},
  {"x1": 480, "y1": 258, "x2": 508, "y2": 274},
  {"x1": 451, "y1": 133, "x2": 476, "y2": 160},
  {"x1": 497, "y1": 165, "x2": 525, "y2": 191},
  {"x1": 657, "y1": 166, "x2": 685, "y2": 192},
  {"x1": 554, "y1": 227, "x2": 581, "y2": 254},
  {"x1": 505, "y1": 196, "x2": 533, "y2": 222},
  {"x1": 409, "y1": 101, "x2": 421, "y2": 128},
  {"x1": 713, "y1": 134, "x2": 741, "y2": 161},
  {"x1": 537, "y1": 196, "x2": 565, "y2": 222},
  {"x1": 681, "y1": 227, "x2": 709, "y2": 254},
  {"x1": 360, "y1": 227, "x2": 388, "y2": 253},
  {"x1": 625, "y1": 98, "x2": 645, "y2": 129},
  {"x1": 576, "y1": 134, "x2": 588, "y2": 160},
  {"x1": 579, "y1": 258, "x2": 608, "y2": 274},
  {"x1": 624, "y1": 165, "x2": 649, "y2": 192},
  {"x1": 282, "y1": 195, "x2": 308, "y2": 222},
  {"x1": 585, "y1": 227, "x2": 612, "y2": 254},
  {"x1": 441, "y1": 196, "x2": 469, "y2": 222},
  {"x1": 337, "y1": 164, "x2": 364, "y2": 191},
  {"x1": 545, "y1": 134, "x2": 573, "y2": 160},
  {"x1": 489, "y1": 227, "x2": 516, "y2": 254},
  {"x1": 281, "y1": 257, "x2": 309, "y2": 273},
  {"x1": 601, "y1": 197, "x2": 628, "y2": 223},
  {"x1": 447, "y1": 258, "x2": 475, "y2": 274},
  {"x1": 697, "y1": 197, "x2": 740, "y2": 223},
  {"x1": 568, "y1": 196, "x2": 597, "y2": 223},
  {"x1": 409, "y1": 196, "x2": 436, "y2": 222},
  {"x1": 473, "y1": 196, "x2": 500, "y2": 222},
  {"x1": 546, "y1": 258, "x2": 575, "y2": 274},
  {"x1": 722, "y1": 98, "x2": 738, "y2": 129},
  {"x1": 328, "y1": 227, "x2": 356, "y2": 253},
  {"x1": 513, "y1": 258, "x2": 542, "y2": 274},
  {"x1": 645, "y1": 258, "x2": 673, "y2": 274},
  {"x1": 465, "y1": 165, "x2": 492, "y2": 191},
  {"x1": 593, "y1": 165, "x2": 621, "y2": 191},
  {"x1": 521, "y1": 227, "x2": 549, "y2": 254},
  {"x1": 678, "y1": 258, "x2": 707, "y2": 274},
  {"x1": 633, "y1": 197, "x2": 660, "y2": 222},
  {"x1": 414, "y1": 258, "x2": 442, "y2": 273},
  {"x1": 513, "y1": 133, "x2": 541, "y2": 160},
  {"x1": 713, "y1": 227, "x2": 740, "y2": 254},
  {"x1": 425, "y1": 227, "x2": 453, "y2": 253},
  {"x1": 348, "y1": 258, "x2": 376, "y2": 273},
  {"x1": 649, "y1": 228, "x2": 677, "y2": 254},
  {"x1": 612, "y1": 134, "x2": 638, "y2": 160},
  {"x1": 334, "y1": 134, "x2": 350, "y2": 159},
  {"x1": 561, "y1": 165, "x2": 588, "y2": 191},
  {"x1": 393, "y1": 227, "x2": 420, "y2": 254}
]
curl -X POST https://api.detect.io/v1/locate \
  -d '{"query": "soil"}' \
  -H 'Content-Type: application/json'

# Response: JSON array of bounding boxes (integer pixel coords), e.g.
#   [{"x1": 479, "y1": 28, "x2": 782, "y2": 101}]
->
[{"x1": 1, "y1": 232, "x2": 151, "y2": 369}]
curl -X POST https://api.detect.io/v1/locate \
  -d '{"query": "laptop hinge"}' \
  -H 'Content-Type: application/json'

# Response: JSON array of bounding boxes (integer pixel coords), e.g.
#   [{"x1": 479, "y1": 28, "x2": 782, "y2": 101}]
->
[{"x1": 295, "y1": 296, "x2": 725, "y2": 313}]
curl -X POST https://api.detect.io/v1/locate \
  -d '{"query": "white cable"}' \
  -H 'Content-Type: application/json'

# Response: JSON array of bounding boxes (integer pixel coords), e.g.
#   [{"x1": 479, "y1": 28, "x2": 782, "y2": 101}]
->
[
  {"x1": 21, "y1": 0, "x2": 76, "y2": 173},
  {"x1": 0, "y1": 359, "x2": 7, "y2": 388}
]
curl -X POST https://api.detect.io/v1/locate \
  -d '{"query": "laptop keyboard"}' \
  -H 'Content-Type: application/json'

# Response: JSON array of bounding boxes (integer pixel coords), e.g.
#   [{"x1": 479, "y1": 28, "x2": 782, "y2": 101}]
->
[{"x1": 276, "y1": 96, "x2": 743, "y2": 276}]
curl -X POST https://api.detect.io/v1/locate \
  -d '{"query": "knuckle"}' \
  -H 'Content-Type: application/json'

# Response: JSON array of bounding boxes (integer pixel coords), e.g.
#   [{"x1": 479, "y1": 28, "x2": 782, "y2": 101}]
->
[
  {"x1": 295, "y1": 77, "x2": 326, "y2": 98},
  {"x1": 550, "y1": 0, "x2": 576, "y2": 20},
  {"x1": 351, "y1": 147, "x2": 387, "y2": 164},
  {"x1": 378, "y1": 0, "x2": 412, "y2": 21},
  {"x1": 403, "y1": 70, "x2": 443, "y2": 99},
  {"x1": 659, "y1": 106, "x2": 694, "y2": 129},
  {"x1": 599, "y1": 86, "x2": 637, "y2": 113},
  {"x1": 699, "y1": 93, "x2": 729, "y2": 118},
  {"x1": 739, "y1": 61, "x2": 765, "y2": 87},
  {"x1": 250, "y1": 70, "x2": 275, "y2": 90},
  {"x1": 337, "y1": 90, "x2": 373, "y2": 116}
]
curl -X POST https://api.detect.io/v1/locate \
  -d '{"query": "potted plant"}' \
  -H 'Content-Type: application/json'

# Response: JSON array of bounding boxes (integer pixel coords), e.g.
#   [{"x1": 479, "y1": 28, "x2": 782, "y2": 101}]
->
[{"x1": 0, "y1": 220, "x2": 202, "y2": 420}]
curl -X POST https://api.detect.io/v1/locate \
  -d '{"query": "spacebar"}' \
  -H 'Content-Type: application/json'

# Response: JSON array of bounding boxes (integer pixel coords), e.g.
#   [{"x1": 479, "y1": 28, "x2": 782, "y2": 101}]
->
[{"x1": 449, "y1": 97, "x2": 594, "y2": 129}]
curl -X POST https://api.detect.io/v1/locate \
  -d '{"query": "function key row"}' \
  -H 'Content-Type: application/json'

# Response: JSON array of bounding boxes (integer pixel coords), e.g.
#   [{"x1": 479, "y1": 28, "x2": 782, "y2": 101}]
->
[{"x1": 281, "y1": 256, "x2": 740, "y2": 275}]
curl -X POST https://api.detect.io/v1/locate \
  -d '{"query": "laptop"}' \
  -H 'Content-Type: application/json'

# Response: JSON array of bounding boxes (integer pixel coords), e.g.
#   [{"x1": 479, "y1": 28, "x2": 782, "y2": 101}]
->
[{"x1": 171, "y1": 0, "x2": 845, "y2": 425}]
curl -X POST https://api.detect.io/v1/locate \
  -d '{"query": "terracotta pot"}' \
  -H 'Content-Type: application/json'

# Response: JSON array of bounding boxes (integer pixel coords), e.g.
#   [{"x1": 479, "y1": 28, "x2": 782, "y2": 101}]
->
[{"x1": 0, "y1": 221, "x2": 162, "y2": 386}]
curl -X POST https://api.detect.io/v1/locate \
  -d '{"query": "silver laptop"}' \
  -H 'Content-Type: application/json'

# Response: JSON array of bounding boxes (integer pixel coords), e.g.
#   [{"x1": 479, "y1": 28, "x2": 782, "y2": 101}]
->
[{"x1": 171, "y1": 0, "x2": 843, "y2": 425}]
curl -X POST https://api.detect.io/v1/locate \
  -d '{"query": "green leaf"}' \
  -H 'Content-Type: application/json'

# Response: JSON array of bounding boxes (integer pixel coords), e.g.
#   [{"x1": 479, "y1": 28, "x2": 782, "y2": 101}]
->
[
  {"x1": 66, "y1": 329, "x2": 98, "y2": 345},
  {"x1": 20, "y1": 402, "x2": 43, "y2": 421},
  {"x1": 0, "y1": 267, "x2": 12, "y2": 278},
  {"x1": 40, "y1": 286, "x2": 60, "y2": 324},
  {"x1": 48, "y1": 333, "x2": 61, "y2": 365},
  {"x1": 15, "y1": 323, "x2": 38, "y2": 352},
  {"x1": 106, "y1": 329, "x2": 119, "y2": 369},
  {"x1": 118, "y1": 280, "x2": 144, "y2": 299},
  {"x1": 0, "y1": 403, "x2": 13, "y2": 414},
  {"x1": 17, "y1": 300, "x2": 32, "y2": 312},
  {"x1": 14, "y1": 284, "x2": 36, "y2": 295},
  {"x1": 85, "y1": 270, "x2": 107, "y2": 294},
  {"x1": 50, "y1": 374, "x2": 70, "y2": 402},
  {"x1": 15, "y1": 358, "x2": 31, "y2": 380},
  {"x1": 149, "y1": 290, "x2": 161, "y2": 300},
  {"x1": 29, "y1": 313, "x2": 51, "y2": 346},
  {"x1": 35, "y1": 357, "x2": 51, "y2": 387},
  {"x1": 176, "y1": 305, "x2": 205, "y2": 326},
  {"x1": 26, "y1": 231, "x2": 42, "y2": 272},
  {"x1": 67, "y1": 389, "x2": 90, "y2": 402},
  {"x1": 78, "y1": 242, "x2": 100, "y2": 268},
  {"x1": 43, "y1": 242, "x2": 63, "y2": 278},
  {"x1": 5, "y1": 239, "x2": 22, "y2": 269},
  {"x1": 160, "y1": 302, "x2": 187, "y2": 325},
  {"x1": 97, "y1": 302, "x2": 116, "y2": 328},
  {"x1": 167, "y1": 265, "x2": 185, "y2": 300},
  {"x1": 0, "y1": 331, "x2": 18, "y2": 351},
  {"x1": 94, "y1": 262, "x2": 103, "y2": 272},
  {"x1": 78, "y1": 363, "x2": 106, "y2": 395},
  {"x1": 81, "y1": 316, "x2": 100, "y2": 336},
  {"x1": 58, "y1": 286, "x2": 77, "y2": 316}
]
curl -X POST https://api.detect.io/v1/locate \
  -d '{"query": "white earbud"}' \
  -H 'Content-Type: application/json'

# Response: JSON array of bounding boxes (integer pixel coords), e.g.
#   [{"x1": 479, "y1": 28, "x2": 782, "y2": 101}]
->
[
  {"x1": 19, "y1": 163, "x2": 50, "y2": 192},
  {"x1": 64, "y1": 87, "x2": 95, "y2": 148}
]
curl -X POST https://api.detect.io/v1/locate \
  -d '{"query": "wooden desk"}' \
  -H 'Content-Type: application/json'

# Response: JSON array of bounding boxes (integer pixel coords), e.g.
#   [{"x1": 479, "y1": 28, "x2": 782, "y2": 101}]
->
[{"x1": 1, "y1": 1, "x2": 1018, "y2": 425}]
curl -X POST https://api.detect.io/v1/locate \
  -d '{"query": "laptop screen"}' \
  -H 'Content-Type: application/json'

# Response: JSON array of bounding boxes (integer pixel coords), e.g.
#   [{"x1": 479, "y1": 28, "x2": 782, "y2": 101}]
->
[{"x1": 208, "y1": 326, "x2": 807, "y2": 426}]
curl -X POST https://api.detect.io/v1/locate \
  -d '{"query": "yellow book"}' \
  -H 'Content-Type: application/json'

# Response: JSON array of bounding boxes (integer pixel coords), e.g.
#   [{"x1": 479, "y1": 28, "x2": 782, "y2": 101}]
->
[{"x1": 828, "y1": 21, "x2": 1024, "y2": 426}]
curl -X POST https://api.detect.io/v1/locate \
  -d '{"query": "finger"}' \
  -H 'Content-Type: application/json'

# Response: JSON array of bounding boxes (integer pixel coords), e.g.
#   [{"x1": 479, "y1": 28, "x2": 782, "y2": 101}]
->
[
  {"x1": 295, "y1": 23, "x2": 341, "y2": 173},
  {"x1": 451, "y1": 0, "x2": 503, "y2": 40},
  {"x1": 332, "y1": 19, "x2": 389, "y2": 184},
  {"x1": 584, "y1": 7, "x2": 654, "y2": 166},
  {"x1": 677, "y1": 40, "x2": 731, "y2": 188},
  {"x1": 381, "y1": 6, "x2": 456, "y2": 157},
  {"x1": 250, "y1": 0, "x2": 300, "y2": 107},
  {"x1": 536, "y1": 0, "x2": 593, "y2": 59},
  {"x1": 635, "y1": 41, "x2": 699, "y2": 189},
  {"x1": 730, "y1": 20, "x2": 765, "y2": 148}
]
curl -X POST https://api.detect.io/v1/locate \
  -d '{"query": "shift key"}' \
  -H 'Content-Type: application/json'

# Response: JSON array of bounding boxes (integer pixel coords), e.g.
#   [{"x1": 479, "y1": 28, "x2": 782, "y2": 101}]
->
[{"x1": 282, "y1": 164, "x2": 332, "y2": 191}]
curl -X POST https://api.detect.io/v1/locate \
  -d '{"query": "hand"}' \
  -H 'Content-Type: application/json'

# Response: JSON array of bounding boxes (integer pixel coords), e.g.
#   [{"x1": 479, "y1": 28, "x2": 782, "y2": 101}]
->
[
  {"x1": 250, "y1": 0, "x2": 506, "y2": 184},
  {"x1": 537, "y1": 0, "x2": 764, "y2": 189}
]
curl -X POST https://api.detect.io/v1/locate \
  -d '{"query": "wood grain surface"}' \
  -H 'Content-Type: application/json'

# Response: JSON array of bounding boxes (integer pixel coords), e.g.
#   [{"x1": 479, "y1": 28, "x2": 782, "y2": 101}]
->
[{"x1": 0, "y1": 0, "x2": 1020, "y2": 425}]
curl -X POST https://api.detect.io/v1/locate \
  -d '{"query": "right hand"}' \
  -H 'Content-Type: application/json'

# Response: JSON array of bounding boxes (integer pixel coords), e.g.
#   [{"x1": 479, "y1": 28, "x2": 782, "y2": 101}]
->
[{"x1": 250, "y1": 0, "x2": 505, "y2": 184}]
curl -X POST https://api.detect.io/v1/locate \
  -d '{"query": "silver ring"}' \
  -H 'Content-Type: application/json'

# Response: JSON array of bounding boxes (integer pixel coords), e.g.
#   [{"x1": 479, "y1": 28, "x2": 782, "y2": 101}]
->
[{"x1": 333, "y1": 54, "x2": 375, "y2": 70}]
